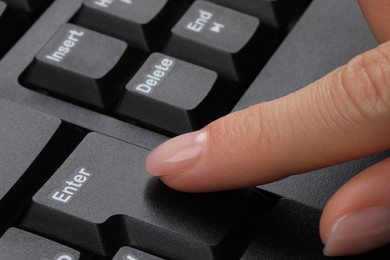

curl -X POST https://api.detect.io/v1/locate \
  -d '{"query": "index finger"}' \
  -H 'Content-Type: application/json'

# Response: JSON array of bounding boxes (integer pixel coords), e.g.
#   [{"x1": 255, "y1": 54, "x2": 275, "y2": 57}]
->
[{"x1": 146, "y1": 41, "x2": 390, "y2": 192}]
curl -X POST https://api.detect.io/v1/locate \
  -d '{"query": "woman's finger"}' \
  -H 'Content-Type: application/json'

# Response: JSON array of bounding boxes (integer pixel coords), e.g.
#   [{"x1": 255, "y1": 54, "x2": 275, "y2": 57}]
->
[
  {"x1": 146, "y1": 41, "x2": 390, "y2": 192},
  {"x1": 359, "y1": 0, "x2": 390, "y2": 43},
  {"x1": 320, "y1": 157, "x2": 390, "y2": 256}
]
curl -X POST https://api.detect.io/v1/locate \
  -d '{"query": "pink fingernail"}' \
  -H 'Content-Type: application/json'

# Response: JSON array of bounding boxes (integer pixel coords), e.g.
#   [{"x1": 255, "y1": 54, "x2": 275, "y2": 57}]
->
[
  {"x1": 145, "y1": 130, "x2": 207, "y2": 176},
  {"x1": 324, "y1": 206, "x2": 390, "y2": 256}
]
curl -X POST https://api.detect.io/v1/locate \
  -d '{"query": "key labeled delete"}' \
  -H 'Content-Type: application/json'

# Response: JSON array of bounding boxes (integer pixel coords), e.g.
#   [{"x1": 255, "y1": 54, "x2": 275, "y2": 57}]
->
[
  {"x1": 134, "y1": 57, "x2": 174, "y2": 94},
  {"x1": 115, "y1": 53, "x2": 239, "y2": 134}
]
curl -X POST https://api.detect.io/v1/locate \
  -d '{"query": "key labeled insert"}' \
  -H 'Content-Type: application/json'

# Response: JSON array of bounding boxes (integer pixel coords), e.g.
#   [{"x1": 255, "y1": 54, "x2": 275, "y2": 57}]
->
[{"x1": 23, "y1": 23, "x2": 131, "y2": 109}]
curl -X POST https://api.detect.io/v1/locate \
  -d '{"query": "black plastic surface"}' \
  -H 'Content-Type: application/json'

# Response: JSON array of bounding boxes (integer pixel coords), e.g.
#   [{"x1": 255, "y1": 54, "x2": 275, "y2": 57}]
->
[
  {"x1": 0, "y1": 1, "x2": 29, "y2": 58},
  {"x1": 0, "y1": 0, "x2": 388, "y2": 259},
  {"x1": 0, "y1": 0, "x2": 167, "y2": 150},
  {"x1": 74, "y1": 0, "x2": 185, "y2": 52},
  {"x1": 0, "y1": 228, "x2": 81, "y2": 260},
  {"x1": 116, "y1": 52, "x2": 238, "y2": 134},
  {"x1": 164, "y1": 0, "x2": 274, "y2": 83},
  {"x1": 113, "y1": 246, "x2": 165, "y2": 260},
  {"x1": 0, "y1": 99, "x2": 84, "y2": 233},
  {"x1": 24, "y1": 23, "x2": 129, "y2": 109},
  {"x1": 241, "y1": 199, "x2": 390, "y2": 259},
  {"x1": 0, "y1": 99, "x2": 60, "y2": 202},
  {"x1": 2, "y1": 0, "x2": 52, "y2": 13},
  {"x1": 234, "y1": 0, "x2": 390, "y2": 211},
  {"x1": 189, "y1": 0, "x2": 311, "y2": 29},
  {"x1": 23, "y1": 133, "x2": 273, "y2": 259}
]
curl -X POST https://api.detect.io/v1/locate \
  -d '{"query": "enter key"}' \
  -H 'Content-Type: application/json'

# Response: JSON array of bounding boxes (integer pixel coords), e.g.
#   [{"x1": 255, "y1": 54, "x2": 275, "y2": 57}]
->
[{"x1": 22, "y1": 132, "x2": 275, "y2": 260}]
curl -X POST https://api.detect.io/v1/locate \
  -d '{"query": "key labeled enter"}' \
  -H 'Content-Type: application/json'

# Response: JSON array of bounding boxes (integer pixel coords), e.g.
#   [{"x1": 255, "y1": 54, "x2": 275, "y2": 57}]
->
[
  {"x1": 24, "y1": 23, "x2": 132, "y2": 109},
  {"x1": 22, "y1": 133, "x2": 271, "y2": 259},
  {"x1": 165, "y1": 0, "x2": 276, "y2": 82}
]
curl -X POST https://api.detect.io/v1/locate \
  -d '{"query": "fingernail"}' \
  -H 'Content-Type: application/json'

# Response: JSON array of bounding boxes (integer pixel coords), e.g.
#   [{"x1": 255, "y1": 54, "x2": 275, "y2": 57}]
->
[
  {"x1": 324, "y1": 206, "x2": 390, "y2": 256},
  {"x1": 145, "y1": 130, "x2": 208, "y2": 176}
]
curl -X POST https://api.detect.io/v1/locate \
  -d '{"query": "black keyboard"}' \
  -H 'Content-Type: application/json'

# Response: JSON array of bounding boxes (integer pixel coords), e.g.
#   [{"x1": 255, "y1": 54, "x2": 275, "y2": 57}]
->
[{"x1": 0, "y1": 0, "x2": 389, "y2": 259}]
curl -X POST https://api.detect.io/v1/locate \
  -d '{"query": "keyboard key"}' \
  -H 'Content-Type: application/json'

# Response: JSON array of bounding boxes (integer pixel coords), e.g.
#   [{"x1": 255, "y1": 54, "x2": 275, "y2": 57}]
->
[
  {"x1": 0, "y1": 100, "x2": 83, "y2": 231},
  {"x1": 24, "y1": 23, "x2": 131, "y2": 109},
  {"x1": 0, "y1": 1, "x2": 29, "y2": 57},
  {"x1": 115, "y1": 53, "x2": 238, "y2": 135},
  {"x1": 75, "y1": 0, "x2": 187, "y2": 52},
  {"x1": 242, "y1": 198, "x2": 389, "y2": 258},
  {"x1": 0, "y1": 228, "x2": 80, "y2": 260},
  {"x1": 2, "y1": 0, "x2": 51, "y2": 13},
  {"x1": 113, "y1": 247, "x2": 164, "y2": 260},
  {"x1": 22, "y1": 133, "x2": 274, "y2": 259},
  {"x1": 164, "y1": 0, "x2": 276, "y2": 82},
  {"x1": 0, "y1": 99, "x2": 61, "y2": 205},
  {"x1": 200, "y1": 0, "x2": 311, "y2": 29},
  {"x1": 241, "y1": 199, "x2": 325, "y2": 259}
]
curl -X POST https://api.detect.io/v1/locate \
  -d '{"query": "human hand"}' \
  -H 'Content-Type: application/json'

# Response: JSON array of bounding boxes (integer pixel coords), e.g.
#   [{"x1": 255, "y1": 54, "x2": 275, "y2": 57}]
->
[{"x1": 145, "y1": 0, "x2": 390, "y2": 256}]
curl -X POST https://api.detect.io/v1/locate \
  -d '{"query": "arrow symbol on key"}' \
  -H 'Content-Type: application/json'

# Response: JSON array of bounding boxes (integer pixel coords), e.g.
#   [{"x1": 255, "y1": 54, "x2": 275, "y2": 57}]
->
[{"x1": 210, "y1": 22, "x2": 224, "y2": 33}]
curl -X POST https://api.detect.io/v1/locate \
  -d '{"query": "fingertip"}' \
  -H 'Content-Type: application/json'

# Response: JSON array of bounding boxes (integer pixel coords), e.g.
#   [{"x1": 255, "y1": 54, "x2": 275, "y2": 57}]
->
[
  {"x1": 320, "y1": 157, "x2": 390, "y2": 256},
  {"x1": 322, "y1": 207, "x2": 390, "y2": 256},
  {"x1": 145, "y1": 130, "x2": 208, "y2": 177}
]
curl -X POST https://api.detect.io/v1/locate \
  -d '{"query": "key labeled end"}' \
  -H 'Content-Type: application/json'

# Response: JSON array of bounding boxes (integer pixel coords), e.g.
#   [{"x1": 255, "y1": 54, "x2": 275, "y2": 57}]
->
[
  {"x1": 205, "y1": 0, "x2": 312, "y2": 29},
  {"x1": 164, "y1": 0, "x2": 276, "y2": 82}
]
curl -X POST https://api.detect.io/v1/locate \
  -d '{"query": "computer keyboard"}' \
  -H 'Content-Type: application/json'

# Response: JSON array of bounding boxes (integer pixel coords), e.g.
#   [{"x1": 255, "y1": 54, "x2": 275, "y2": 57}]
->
[
  {"x1": 20, "y1": 0, "x2": 284, "y2": 135},
  {"x1": 0, "y1": 0, "x2": 389, "y2": 259}
]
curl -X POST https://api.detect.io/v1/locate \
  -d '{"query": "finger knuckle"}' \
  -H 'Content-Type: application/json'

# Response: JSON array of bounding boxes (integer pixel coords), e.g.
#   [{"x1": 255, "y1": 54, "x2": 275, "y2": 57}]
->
[{"x1": 339, "y1": 43, "x2": 390, "y2": 120}]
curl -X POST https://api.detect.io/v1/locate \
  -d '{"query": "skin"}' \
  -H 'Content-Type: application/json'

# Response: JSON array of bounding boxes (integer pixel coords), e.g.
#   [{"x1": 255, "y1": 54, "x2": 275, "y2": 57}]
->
[
  {"x1": 322, "y1": 0, "x2": 390, "y2": 248},
  {"x1": 146, "y1": 0, "x2": 390, "y2": 256}
]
